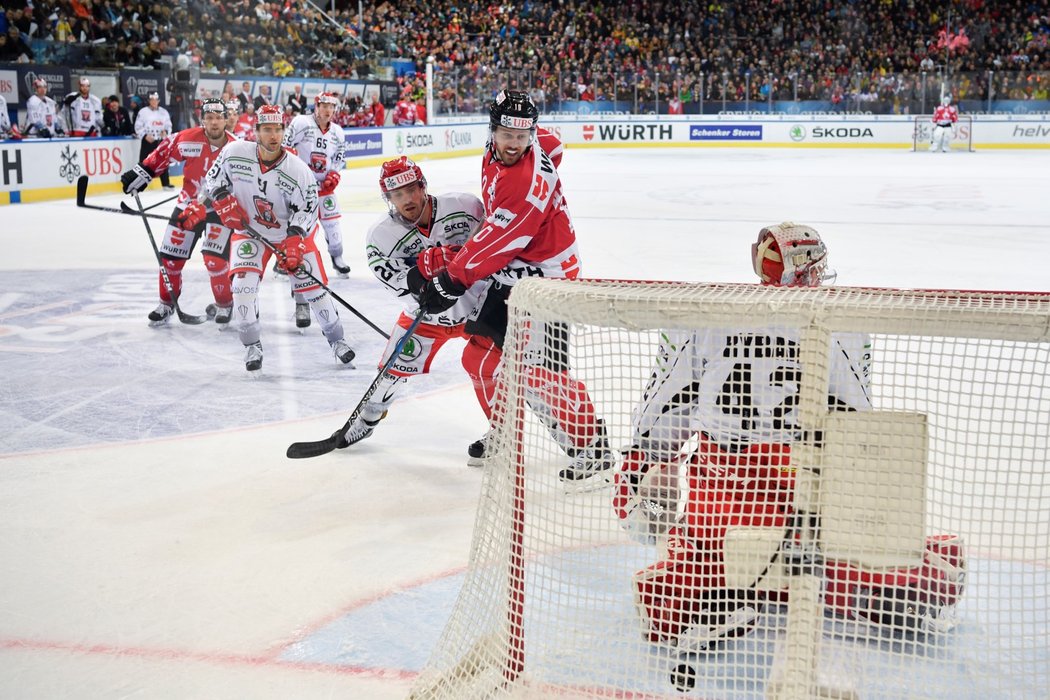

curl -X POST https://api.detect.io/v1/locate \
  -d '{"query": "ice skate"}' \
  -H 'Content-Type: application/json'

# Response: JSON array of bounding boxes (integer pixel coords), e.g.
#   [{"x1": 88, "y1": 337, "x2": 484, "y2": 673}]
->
[
  {"x1": 338, "y1": 410, "x2": 387, "y2": 448},
  {"x1": 244, "y1": 341, "x2": 263, "y2": 373},
  {"x1": 206, "y1": 303, "x2": 233, "y2": 325},
  {"x1": 559, "y1": 420, "x2": 617, "y2": 483},
  {"x1": 330, "y1": 338, "x2": 356, "y2": 365},
  {"x1": 294, "y1": 302, "x2": 311, "y2": 330},
  {"x1": 467, "y1": 431, "x2": 490, "y2": 467},
  {"x1": 331, "y1": 254, "x2": 350, "y2": 276},
  {"x1": 147, "y1": 303, "x2": 174, "y2": 327}
]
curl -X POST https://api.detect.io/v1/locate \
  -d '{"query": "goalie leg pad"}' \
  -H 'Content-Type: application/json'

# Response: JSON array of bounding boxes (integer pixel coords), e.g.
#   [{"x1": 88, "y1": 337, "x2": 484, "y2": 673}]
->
[{"x1": 824, "y1": 534, "x2": 967, "y2": 632}]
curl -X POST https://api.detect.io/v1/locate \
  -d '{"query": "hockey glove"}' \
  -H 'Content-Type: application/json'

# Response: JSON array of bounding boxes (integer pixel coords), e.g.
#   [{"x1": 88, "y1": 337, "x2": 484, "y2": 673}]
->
[
  {"x1": 121, "y1": 164, "x2": 155, "y2": 195},
  {"x1": 277, "y1": 227, "x2": 307, "y2": 272},
  {"x1": 417, "y1": 244, "x2": 462, "y2": 280},
  {"x1": 319, "y1": 170, "x2": 341, "y2": 196},
  {"x1": 417, "y1": 269, "x2": 467, "y2": 314},
  {"x1": 176, "y1": 200, "x2": 207, "y2": 230},
  {"x1": 212, "y1": 190, "x2": 248, "y2": 230},
  {"x1": 37, "y1": 127, "x2": 52, "y2": 139}
]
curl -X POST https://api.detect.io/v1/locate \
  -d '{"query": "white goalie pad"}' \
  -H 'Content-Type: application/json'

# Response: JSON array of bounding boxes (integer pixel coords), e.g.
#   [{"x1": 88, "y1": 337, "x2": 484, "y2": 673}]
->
[
  {"x1": 819, "y1": 411, "x2": 928, "y2": 568},
  {"x1": 723, "y1": 526, "x2": 788, "y2": 591}
]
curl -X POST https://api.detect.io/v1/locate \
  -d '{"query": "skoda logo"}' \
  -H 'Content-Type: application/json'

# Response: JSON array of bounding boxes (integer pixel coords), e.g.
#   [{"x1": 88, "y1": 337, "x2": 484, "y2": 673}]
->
[{"x1": 789, "y1": 125, "x2": 806, "y2": 142}]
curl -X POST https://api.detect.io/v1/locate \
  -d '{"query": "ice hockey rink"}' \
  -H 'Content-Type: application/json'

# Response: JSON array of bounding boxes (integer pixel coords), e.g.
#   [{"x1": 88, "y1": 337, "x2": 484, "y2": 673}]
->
[{"x1": 1, "y1": 145, "x2": 1048, "y2": 698}]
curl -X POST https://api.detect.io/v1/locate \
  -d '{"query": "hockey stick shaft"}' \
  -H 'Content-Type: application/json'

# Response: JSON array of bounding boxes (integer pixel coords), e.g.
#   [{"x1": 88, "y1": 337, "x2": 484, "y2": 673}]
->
[
  {"x1": 286, "y1": 309, "x2": 426, "y2": 459},
  {"x1": 241, "y1": 224, "x2": 390, "y2": 340},
  {"x1": 133, "y1": 193, "x2": 208, "y2": 325},
  {"x1": 76, "y1": 176, "x2": 168, "y2": 221},
  {"x1": 119, "y1": 197, "x2": 177, "y2": 215}
]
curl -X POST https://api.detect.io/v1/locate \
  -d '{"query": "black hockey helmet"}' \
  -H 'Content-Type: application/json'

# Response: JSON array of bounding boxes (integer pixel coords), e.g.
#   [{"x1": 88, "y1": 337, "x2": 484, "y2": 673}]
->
[
  {"x1": 200, "y1": 97, "x2": 227, "y2": 117},
  {"x1": 488, "y1": 89, "x2": 538, "y2": 133}
]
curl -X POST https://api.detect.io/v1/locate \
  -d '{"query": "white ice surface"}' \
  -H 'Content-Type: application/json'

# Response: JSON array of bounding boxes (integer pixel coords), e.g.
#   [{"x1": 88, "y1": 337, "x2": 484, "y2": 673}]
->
[{"x1": 1, "y1": 147, "x2": 1048, "y2": 698}]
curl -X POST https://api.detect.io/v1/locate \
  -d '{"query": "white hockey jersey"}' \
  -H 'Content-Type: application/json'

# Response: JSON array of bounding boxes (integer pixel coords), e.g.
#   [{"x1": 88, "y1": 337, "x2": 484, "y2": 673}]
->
[
  {"x1": 0, "y1": 95, "x2": 10, "y2": 134},
  {"x1": 134, "y1": 105, "x2": 172, "y2": 140},
  {"x1": 68, "y1": 93, "x2": 103, "y2": 133},
  {"x1": 204, "y1": 140, "x2": 319, "y2": 242},
  {"x1": 282, "y1": 114, "x2": 346, "y2": 181},
  {"x1": 631, "y1": 325, "x2": 872, "y2": 461},
  {"x1": 365, "y1": 192, "x2": 486, "y2": 326},
  {"x1": 26, "y1": 94, "x2": 63, "y2": 133}
]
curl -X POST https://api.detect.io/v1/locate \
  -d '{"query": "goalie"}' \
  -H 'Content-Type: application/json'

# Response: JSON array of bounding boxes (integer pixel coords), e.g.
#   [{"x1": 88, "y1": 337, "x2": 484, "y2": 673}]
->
[
  {"x1": 930, "y1": 94, "x2": 959, "y2": 153},
  {"x1": 615, "y1": 223, "x2": 966, "y2": 650}
]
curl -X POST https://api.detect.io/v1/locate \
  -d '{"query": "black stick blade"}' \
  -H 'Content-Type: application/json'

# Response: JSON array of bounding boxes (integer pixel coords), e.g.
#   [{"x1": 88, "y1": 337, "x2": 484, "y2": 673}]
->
[
  {"x1": 76, "y1": 175, "x2": 89, "y2": 206},
  {"x1": 286, "y1": 434, "x2": 341, "y2": 459}
]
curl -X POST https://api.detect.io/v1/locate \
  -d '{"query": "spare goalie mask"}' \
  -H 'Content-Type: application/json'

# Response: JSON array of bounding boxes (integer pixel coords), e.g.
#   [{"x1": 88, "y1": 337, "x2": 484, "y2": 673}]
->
[{"x1": 752, "y1": 222, "x2": 835, "y2": 287}]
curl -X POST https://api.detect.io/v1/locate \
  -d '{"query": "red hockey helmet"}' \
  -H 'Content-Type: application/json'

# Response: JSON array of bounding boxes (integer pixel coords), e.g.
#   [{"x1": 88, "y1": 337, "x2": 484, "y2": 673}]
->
[
  {"x1": 256, "y1": 104, "x2": 284, "y2": 126},
  {"x1": 379, "y1": 156, "x2": 426, "y2": 195}
]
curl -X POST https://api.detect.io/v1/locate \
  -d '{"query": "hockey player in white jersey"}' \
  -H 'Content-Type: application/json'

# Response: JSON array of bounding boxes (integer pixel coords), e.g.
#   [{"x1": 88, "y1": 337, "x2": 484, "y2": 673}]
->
[
  {"x1": 66, "y1": 77, "x2": 103, "y2": 137},
  {"x1": 282, "y1": 91, "x2": 350, "y2": 275},
  {"x1": 618, "y1": 223, "x2": 965, "y2": 650},
  {"x1": 337, "y1": 157, "x2": 485, "y2": 447},
  {"x1": 0, "y1": 93, "x2": 18, "y2": 139},
  {"x1": 199, "y1": 104, "x2": 356, "y2": 373},
  {"x1": 25, "y1": 78, "x2": 65, "y2": 138}
]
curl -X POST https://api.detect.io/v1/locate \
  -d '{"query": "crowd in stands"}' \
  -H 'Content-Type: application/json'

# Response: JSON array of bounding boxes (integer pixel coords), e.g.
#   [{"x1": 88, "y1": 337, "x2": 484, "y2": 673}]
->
[{"x1": 1, "y1": 0, "x2": 1048, "y2": 115}]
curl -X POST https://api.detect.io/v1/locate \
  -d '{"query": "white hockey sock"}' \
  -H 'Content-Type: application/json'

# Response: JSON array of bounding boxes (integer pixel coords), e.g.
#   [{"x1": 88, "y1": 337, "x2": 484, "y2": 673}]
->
[{"x1": 231, "y1": 272, "x2": 261, "y2": 344}]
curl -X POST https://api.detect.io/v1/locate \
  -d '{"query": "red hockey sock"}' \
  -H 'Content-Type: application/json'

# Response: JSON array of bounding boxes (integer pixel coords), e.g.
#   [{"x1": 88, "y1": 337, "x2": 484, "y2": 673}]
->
[
  {"x1": 203, "y1": 253, "x2": 233, "y2": 306},
  {"x1": 524, "y1": 366, "x2": 601, "y2": 448},
  {"x1": 158, "y1": 258, "x2": 186, "y2": 304}
]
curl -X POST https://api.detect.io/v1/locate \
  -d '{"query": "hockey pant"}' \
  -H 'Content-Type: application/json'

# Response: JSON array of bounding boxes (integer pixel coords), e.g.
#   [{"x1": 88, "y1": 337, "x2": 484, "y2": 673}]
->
[
  {"x1": 156, "y1": 207, "x2": 233, "y2": 307},
  {"x1": 359, "y1": 315, "x2": 468, "y2": 422},
  {"x1": 633, "y1": 436, "x2": 966, "y2": 644}
]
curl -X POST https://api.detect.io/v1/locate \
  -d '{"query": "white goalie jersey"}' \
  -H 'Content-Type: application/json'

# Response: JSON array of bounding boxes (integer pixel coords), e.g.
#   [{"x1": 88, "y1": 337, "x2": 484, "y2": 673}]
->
[
  {"x1": 365, "y1": 192, "x2": 486, "y2": 326},
  {"x1": 282, "y1": 114, "x2": 346, "y2": 181},
  {"x1": 204, "y1": 140, "x2": 319, "y2": 241},
  {"x1": 631, "y1": 326, "x2": 872, "y2": 461}
]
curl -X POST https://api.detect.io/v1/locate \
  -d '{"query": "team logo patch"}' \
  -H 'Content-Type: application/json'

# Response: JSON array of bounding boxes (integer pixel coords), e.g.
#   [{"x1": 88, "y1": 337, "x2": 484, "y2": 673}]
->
[{"x1": 236, "y1": 240, "x2": 260, "y2": 258}]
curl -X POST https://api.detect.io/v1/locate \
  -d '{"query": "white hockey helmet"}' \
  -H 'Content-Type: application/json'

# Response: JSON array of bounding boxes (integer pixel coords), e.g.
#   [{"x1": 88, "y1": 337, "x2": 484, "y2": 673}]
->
[
  {"x1": 941, "y1": 94, "x2": 952, "y2": 107},
  {"x1": 752, "y1": 222, "x2": 835, "y2": 287}
]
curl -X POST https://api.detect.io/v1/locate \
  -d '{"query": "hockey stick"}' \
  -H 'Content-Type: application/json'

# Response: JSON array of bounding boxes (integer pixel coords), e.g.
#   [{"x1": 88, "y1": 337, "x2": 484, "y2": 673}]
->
[
  {"x1": 76, "y1": 176, "x2": 168, "y2": 221},
  {"x1": 133, "y1": 192, "x2": 209, "y2": 325},
  {"x1": 240, "y1": 224, "x2": 390, "y2": 340},
  {"x1": 120, "y1": 192, "x2": 179, "y2": 214},
  {"x1": 287, "y1": 309, "x2": 426, "y2": 459}
]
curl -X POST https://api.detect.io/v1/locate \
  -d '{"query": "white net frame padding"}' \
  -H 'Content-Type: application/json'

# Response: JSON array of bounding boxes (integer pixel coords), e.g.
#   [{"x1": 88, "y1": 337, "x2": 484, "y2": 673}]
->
[
  {"x1": 912, "y1": 114, "x2": 975, "y2": 152},
  {"x1": 410, "y1": 280, "x2": 1050, "y2": 700}
]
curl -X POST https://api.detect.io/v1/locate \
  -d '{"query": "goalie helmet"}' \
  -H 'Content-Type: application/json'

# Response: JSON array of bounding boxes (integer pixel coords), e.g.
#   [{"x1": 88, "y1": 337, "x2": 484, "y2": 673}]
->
[
  {"x1": 752, "y1": 222, "x2": 833, "y2": 287},
  {"x1": 256, "y1": 103, "x2": 283, "y2": 125},
  {"x1": 200, "y1": 98, "x2": 227, "y2": 117},
  {"x1": 489, "y1": 89, "x2": 538, "y2": 132},
  {"x1": 315, "y1": 91, "x2": 340, "y2": 107},
  {"x1": 941, "y1": 94, "x2": 952, "y2": 106}
]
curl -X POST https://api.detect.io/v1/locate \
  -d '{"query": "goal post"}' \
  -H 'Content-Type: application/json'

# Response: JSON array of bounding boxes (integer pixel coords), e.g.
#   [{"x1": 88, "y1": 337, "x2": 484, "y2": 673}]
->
[
  {"x1": 411, "y1": 279, "x2": 1050, "y2": 699},
  {"x1": 912, "y1": 114, "x2": 975, "y2": 152}
]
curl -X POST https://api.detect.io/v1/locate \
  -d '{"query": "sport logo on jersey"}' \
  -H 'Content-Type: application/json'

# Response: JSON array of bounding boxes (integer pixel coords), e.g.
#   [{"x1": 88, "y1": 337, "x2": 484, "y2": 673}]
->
[
  {"x1": 252, "y1": 196, "x2": 281, "y2": 229},
  {"x1": 309, "y1": 152, "x2": 328, "y2": 172}
]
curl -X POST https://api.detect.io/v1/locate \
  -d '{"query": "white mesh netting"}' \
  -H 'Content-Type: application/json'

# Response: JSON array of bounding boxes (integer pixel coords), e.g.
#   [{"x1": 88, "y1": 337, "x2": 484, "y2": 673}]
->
[{"x1": 411, "y1": 279, "x2": 1049, "y2": 699}]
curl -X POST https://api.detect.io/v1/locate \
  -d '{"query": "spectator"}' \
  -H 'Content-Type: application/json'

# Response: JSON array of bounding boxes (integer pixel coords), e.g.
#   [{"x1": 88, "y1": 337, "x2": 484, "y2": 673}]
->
[
  {"x1": 3, "y1": 26, "x2": 32, "y2": 61},
  {"x1": 286, "y1": 85, "x2": 308, "y2": 115},
  {"x1": 103, "y1": 94, "x2": 134, "y2": 136}
]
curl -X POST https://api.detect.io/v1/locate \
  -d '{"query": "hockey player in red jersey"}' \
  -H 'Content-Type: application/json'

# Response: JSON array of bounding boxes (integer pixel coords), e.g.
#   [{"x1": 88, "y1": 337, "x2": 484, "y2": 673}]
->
[
  {"x1": 930, "y1": 94, "x2": 959, "y2": 153},
  {"x1": 416, "y1": 89, "x2": 616, "y2": 478},
  {"x1": 619, "y1": 224, "x2": 966, "y2": 654},
  {"x1": 121, "y1": 98, "x2": 237, "y2": 326}
]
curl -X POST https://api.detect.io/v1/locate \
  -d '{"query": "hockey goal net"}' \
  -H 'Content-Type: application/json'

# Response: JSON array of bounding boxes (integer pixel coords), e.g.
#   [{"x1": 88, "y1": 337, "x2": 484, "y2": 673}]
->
[
  {"x1": 912, "y1": 114, "x2": 975, "y2": 152},
  {"x1": 411, "y1": 279, "x2": 1049, "y2": 700}
]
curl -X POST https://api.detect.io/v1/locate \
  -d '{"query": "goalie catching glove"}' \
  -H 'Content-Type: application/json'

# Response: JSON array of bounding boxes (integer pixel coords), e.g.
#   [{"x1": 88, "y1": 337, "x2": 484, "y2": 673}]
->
[
  {"x1": 212, "y1": 190, "x2": 248, "y2": 230},
  {"x1": 417, "y1": 269, "x2": 467, "y2": 314},
  {"x1": 319, "y1": 171, "x2": 341, "y2": 196},
  {"x1": 121, "y1": 164, "x2": 155, "y2": 194},
  {"x1": 277, "y1": 227, "x2": 307, "y2": 272}
]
